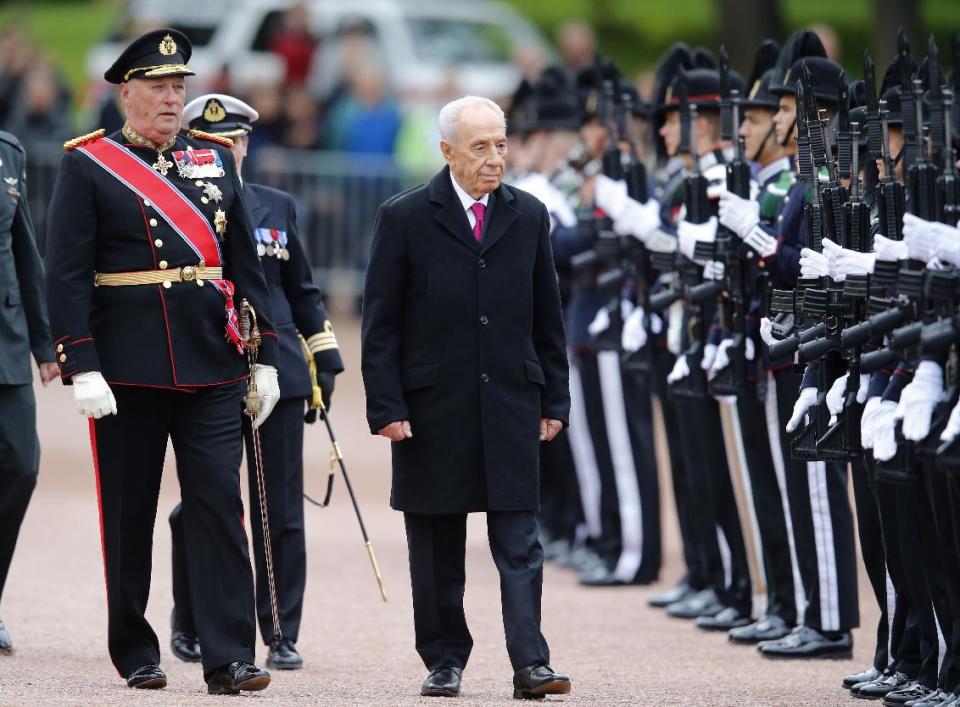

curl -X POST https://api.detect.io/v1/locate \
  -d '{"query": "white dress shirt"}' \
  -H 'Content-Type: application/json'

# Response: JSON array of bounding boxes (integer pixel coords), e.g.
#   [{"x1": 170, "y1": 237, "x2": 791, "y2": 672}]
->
[{"x1": 450, "y1": 172, "x2": 490, "y2": 230}]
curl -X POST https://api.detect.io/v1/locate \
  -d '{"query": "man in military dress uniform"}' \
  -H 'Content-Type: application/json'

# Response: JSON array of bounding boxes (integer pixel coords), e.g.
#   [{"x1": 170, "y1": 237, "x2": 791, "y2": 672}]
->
[
  {"x1": 168, "y1": 93, "x2": 344, "y2": 671},
  {"x1": 44, "y1": 29, "x2": 280, "y2": 694},
  {"x1": 0, "y1": 129, "x2": 58, "y2": 655}
]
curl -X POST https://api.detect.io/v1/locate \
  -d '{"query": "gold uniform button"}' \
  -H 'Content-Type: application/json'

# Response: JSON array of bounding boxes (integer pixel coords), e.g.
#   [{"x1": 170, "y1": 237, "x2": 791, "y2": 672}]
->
[
  {"x1": 58, "y1": 354, "x2": 66, "y2": 363},
  {"x1": 201, "y1": 197, "x2": 209, "y2": 204},
  {"x1": 154, "y1": 239, "x2": 163, "y2": 248},
  {"x1": 195, "y1": 180, "x2": 204, "y2": 187},
  {"x1": 149, "y1": 218, "x2": 158, "y2": 227},
  {"x1": 163, "y1": 281, "x2": 172, "y2": 289},
  {"x1": 56, "y1": 343, "x2": 64, "y2": 353},
  {"x1": 143, "y1": 199, "x2": 151, "y2": 207},
  {"x1": 197, "y1": 280, "x2": 205, "y2": 287},
  {"x1": 159, "y1": 260, "x2": 168, "y2": 270}
]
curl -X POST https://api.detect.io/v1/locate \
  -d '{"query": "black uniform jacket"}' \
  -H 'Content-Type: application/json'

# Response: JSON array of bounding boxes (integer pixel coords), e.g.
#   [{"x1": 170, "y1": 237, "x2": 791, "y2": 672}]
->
[
  {"x1": 244, "y1": 182, "x2": 343, "y2": 401},
  {"x1": 361, "y1": 167, "x2": 570, "y2": 514},
  {"x1": 45, "y1": 129, "x2": 277, "y2": 388},
  {"x1": 0, "y1": 131, "x2": 54, "y2": 385}
]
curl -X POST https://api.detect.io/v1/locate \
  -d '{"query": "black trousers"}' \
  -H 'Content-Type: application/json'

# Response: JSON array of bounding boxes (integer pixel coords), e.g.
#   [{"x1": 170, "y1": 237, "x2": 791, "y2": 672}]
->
[
  {"x1": 171, "y1": 398, "x2": 308, "y2": 644},
  {"x1": 672, "y1": 394, "x2": 752, "y2": 613},
  {"x1": 852, "y1": 457, "x2": 892, "y2": 672},
  {"x1": 404, "y1": 511, "x2": 549, "y2": 673},
  {"x1": 0, "y1": 384, "x2": 39, "y2": 604},
  {"x1": 538, "y1": 428, "x2": 582, "y2": 546},
  {"x1": 90, "y1": 383, "x2": 255, "y2": 677},
  {"x1": 771, "y1": 368, "x2": 859, "y2": 632},
  {"x1": 737, "y1": 383, "x2": 798, "y2": 625}
]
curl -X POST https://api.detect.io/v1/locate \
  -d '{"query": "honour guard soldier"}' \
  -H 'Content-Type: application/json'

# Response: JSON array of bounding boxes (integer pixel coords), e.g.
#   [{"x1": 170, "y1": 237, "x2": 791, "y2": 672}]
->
[
  {"x1": 44, "y1": 29, "x2": 281, "y2": 694},
  {"x1": 168, "y1": 93, "x2": 344, "y2": 671},
  {"x1": 0, "y1": 130, "x2": 58, "y2": 655}
]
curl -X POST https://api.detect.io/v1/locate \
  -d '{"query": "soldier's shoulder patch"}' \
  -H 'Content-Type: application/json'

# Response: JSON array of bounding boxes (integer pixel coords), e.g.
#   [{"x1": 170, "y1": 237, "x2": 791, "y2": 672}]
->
[
  {"x1": 64, "y1": 129, "x2": 106, "y2": 152},
  {"x1": 0, "y1": 130, "x2": 24, "y2": 152},
  {"x1": 188, "y1": 129, "x2": 234, "y2": 148}
]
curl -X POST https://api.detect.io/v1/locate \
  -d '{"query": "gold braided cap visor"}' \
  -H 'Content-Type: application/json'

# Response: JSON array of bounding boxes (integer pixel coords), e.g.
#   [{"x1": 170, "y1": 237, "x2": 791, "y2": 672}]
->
[{"x1": 124, "y1": 64, "x2": 195, "y2": 82}]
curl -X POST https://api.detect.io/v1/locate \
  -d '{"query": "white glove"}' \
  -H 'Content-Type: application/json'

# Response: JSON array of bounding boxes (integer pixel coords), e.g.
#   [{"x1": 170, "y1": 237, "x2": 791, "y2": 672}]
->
[
  {"x1": 700, "y1": 343, "x2": 718, "y2": 372},
  {"x1": 645, "y1": 229, "x2": 678, "y2": 253},
  {"x1": 832, "y1": 248, "x2": 876, "y2": 280},
  {"x1": 929, "y1": 223, "x2": 960, "y2": 267},
  {"x1": 587, "y1": 307, "x2": 610, "y2": 336},
  {"x1": 856, "y1": 373, "x2": 871, "y2": 404},
  {"x1": 941, "y1": 398, "x2": 960, "y2": 442},
  {"x1": 614, "y1": 198, "x2": 661, "y2": 240},
  {"x1": 709, "y1": 337, "x2": 756, "y2": 379},
  {"x1": 702, "y1": 260, "x2": 725, "y2": 280},
  {"x1": 622, "y1": 307, "x2": 648, "y2": 353},
  {"x1": 895, "y1": 360, "x2": 945, "y2": 442},
  {"x1": 743, "y1": 224, "x2": 778, "y2": 259},
  {"x1": 860, "y1": 396, "x2": 882, "y2": 449},
  {"x1": 825, "y1": 373, "x2": 849, "y2": 425},
  {"x1": 73, "y1": 371, "x2": 117, "y2": 419},
  {"x1": 678, "y1": 217, "x2": 718, "y2": 261},
  {"x1": 819, "y1": 238, "x2": 844, "y2": 280},
  {"x1": 799, "y1": 248, "x2": 830, "y2": 278},
  {"x1": 903, "y1": 213, "x2": 956, "y2": 264},
  {"x1": 786, "y1": 386, "x2": 818, "y2": 433},
  {"x1": 873, "y1": 233, "x2": 909, "y2": 262},
  {"x1": 594, "y1": 175, "x2": 629, "y2": 220},
  {"x1": 872, "y1": 400, "x2": 900, "y2": 461},
  {"x1": 718, "y1": 191, "x2": 760, "y2": 238},
  {"x1": 759, "y1": 316, "x2": 776, "y2": 347},
  {"x1": 667, "y1": 354, "x2": 690, "y2": 384},
  {"x1": 250, "y1": 364, "x2": 280, "y2": 430}
]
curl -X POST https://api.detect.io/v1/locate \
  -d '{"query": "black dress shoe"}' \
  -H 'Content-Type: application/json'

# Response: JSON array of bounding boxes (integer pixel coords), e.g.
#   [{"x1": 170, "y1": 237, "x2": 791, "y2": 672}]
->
[
  {"x1": 266, "y1": 638, "x2": 303, "y2": 670},
  {"x1": 758, "y1": 625, "x2": 852, "y2": 659},
  {"x1": 854, "y1": 672, "x2": 914, "y2": 699},
  {"x1": 729, "y1": 615, "x2": 791, "y2": 643},
  {"x1": 905, "y1": 688, "x2": 953, "y2": 706},
  {"x1": 578, "y1": 564, "x2": 652, "y2": 587},
  {"x1": 0, "y1": 621, "x2": 12, "y2": 655},
  {"x1": 648, "y1": 580, "x2": 695, "y2": 608},
  {"x1": 421, "y1": 666, "x2": 462, "y2": 697},
  {"x1": 170, "y1": 629, "x2": 201, "y2": 663},
  {"x1": 883, "y1": 681, "x2": 933, "y2": 705},
  {"x1": 666, "y1": 588, "x2": 723, "y2": 619},
  {"x1": 843, "y1": 666, "x2": 883, "y2": 689},
  {"x1": 126, "y1": 664, "x2": 167, "y2": 689},
  {"x1": 205, "y1": 661, "x2": 271, "y2": 695},
  {"x1": 696, "y1": 606, "x2": 752, "y2": 631},
  {"x1": 513, "y1": 664, "x2": 571, "y2": 700}
]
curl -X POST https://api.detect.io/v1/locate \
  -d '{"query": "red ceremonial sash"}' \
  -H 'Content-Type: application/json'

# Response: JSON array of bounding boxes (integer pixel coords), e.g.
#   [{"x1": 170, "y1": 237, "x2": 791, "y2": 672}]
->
[{"x1": 78, "y1": 137, "x2": 243, "y2": 353}]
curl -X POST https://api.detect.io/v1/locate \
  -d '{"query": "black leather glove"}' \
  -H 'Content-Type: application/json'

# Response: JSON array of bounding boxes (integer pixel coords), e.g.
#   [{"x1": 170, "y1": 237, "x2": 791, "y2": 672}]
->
[{"x1": 316, "y1": 369, "x2": 336, "y2": 412}]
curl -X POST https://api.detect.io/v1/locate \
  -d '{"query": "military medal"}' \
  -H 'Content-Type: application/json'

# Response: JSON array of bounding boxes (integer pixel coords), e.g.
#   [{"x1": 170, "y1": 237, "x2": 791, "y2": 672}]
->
[
  {"x1": 257, "y1": 243, "x2": 266, "y2": 256},
  {"x1": 173, "y1": 149, "x2": 225, "y2": 179},
  {"x1": 214, "y1": 208, "x2": 227, "y2": 235},
  {"x1": 153, "y1": 153, "x2": 173, "y2": 176},
  {"x1": 201, "y1": 181, "x2": 222, "y2": 203},
  {"x1": 3, "y1": 177, "x2": 16, "y2": 186}
]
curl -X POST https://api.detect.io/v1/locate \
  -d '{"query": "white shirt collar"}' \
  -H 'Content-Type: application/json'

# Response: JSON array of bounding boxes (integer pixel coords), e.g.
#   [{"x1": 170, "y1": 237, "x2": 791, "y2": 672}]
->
[
  {"x1": 757, "y1": 156, "x2": 792, "y2": 185},
  {"x1": 450, "y1": 171, "x2": 490, "y2": 212}
]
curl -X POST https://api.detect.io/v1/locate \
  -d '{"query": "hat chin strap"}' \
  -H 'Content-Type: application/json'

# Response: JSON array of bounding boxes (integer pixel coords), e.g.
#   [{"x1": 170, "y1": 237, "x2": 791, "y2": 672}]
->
[
  {"x1": 780, "y1": 118, "x2": 796, "y2": 148},
  {"x1": 754, "y1": 122, "x2": 778, "y2": 163}
]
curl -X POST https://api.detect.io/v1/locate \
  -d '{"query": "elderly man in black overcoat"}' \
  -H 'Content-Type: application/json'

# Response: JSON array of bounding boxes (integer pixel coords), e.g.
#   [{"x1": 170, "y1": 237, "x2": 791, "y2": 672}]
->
[{"x1": 361, "y1": 95, "x2": 573, "y2": 700}]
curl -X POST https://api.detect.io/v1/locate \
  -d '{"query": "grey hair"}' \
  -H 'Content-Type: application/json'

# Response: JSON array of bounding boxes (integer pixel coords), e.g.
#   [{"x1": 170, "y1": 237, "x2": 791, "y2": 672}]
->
[{"x1": 437, "y1": 95, "x2": 506, "y2": 142}]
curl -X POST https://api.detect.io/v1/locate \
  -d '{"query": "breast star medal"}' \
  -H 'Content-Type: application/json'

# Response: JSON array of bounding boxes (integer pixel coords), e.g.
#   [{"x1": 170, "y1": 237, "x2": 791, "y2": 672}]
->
[
  {"x1": 153, "y1": 153, "x2": 173, "y2": 176},
  {"x1": 214, "y1": 208, "x2": 227, "y2": 236},
  {"x1": 202, "y1": 181, "x2": 222, "y2": 203}
]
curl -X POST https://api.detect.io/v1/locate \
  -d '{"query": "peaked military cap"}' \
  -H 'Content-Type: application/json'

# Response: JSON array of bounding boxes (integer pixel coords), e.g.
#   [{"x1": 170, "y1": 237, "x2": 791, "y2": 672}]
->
[
  {"x1": 183, "y1": 93, "x2": 259, "y2": 137},
  {"x1": 661, "y1": 67, "x2": 746, "y2": 114},
  {"x1": 104, "y1": 28, "x2": 194, "y2": 84},
  {"x1": 769, "y1": 56, "x2": 845, "y2": 107}
]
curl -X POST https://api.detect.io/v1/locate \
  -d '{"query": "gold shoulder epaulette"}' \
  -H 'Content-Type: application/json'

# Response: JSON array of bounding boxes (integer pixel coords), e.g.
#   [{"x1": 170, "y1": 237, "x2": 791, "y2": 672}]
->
[
  {"x1": 188, "y1": 129, "x2": 233, "y2": 148},
  {"x1": 63, "y1": 129, "x2": 105, "y2": 152}
]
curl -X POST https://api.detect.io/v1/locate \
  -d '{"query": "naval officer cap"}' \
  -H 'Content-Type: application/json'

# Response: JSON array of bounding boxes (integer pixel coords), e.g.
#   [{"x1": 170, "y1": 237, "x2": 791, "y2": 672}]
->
[
  {"x1": 104, "y1": 28, "x2": 194, "y2": 84},
  {"x1": 183, "y1": 94, "x2": 259, "y2": 138}
]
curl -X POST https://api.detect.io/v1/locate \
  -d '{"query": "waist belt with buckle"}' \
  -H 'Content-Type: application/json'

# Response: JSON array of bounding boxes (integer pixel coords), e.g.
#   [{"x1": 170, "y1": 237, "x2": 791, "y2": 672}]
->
[{"x1": 94, "y1": 264, "x2": 222, "y2": 287}]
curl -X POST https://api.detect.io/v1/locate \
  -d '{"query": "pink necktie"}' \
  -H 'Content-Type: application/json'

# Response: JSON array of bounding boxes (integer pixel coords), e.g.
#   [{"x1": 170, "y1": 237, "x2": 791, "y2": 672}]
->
[{"x1": 470, "y1": 202, "x2": 486, "y2": 242}]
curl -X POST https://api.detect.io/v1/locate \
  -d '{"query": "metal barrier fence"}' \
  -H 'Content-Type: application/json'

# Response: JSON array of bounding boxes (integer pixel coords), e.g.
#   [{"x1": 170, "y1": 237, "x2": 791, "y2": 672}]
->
[{"x1": 23, "y1": 140, "x2": 432, "y2": 300}]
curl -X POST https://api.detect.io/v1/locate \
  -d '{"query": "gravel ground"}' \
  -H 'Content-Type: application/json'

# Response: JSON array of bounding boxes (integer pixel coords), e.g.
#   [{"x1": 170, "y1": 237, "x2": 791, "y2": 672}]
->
[{"x1": 0, "y1": 318, "x2": 877, "y2": 705}]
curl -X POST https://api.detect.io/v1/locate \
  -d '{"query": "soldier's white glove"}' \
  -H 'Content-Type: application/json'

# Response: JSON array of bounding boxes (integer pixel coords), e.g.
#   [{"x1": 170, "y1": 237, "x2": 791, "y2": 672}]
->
[
  {"x1": 678, "y1": 217, "x2": 717, "y2": 261},
  {"x1": 645, "y1": 229, "x2": 679, "y2": 253},
  {"x1": 873, "y1": 233, "x2": 909, "y2": 262},
  {"x1": 895, "y1": 360, "x2": 944, "y2": 442},
  {"x1": 941, "y1": 398, "x2": 960, "y2": 443},
  {"x1": 614, "y1": 198, "x2": 662, "y2": 241},
  {"x1": 799, "y1": 248, "x2": 830, "y2": 278},
  {"x1": 594, "y1": 175, "x2": 629, "y2": 220},
  {"x1": 702, "y1": 260, "x2": 725, "y2": 280},
  {"x1": 831, "y1": 246, "x2": 876, "y2": 280},
  {"x1": 826, "y1": 373, "x2": 849, "y2": 425},
  {"x1": 743, "y1": 224, "x2": 779, "y2": 259},
  {"x1": 902, "y1": 213, "x2": 943, "y2": 263},
  {"x1": 621, "y1": 307, "x2": 647, "y2": 353},
  {"x1": 872, "y1": 400, "x2": 900, "y2": 461},
  {"x1": 718, "y1": 191, "x2": 760, "y2": 238},
  {"x1": 709, "y1": 337, "x2": 755, "y2": 379},
  {"x1": 73, "y1": 371, "x2": 117, "y2": 419},
  {"x1": 700, "y1": 343, "x2": 718, "y2": 372},
  {"x1": 587, "y1": 307, "x2": 610, "y2": 336},
  {"x1": 927, "y1": 221, "x2": 960, "y2": 267},
  {"x1": 856, "y1": 373, "x2": 871, "y2": 404},
  {"x1": 759, "y1": 316, "x2": 776, "y2": 347},
  {"x1": 860, "y1": 396, "x2": 882, "y2": 449},
  {"x1": 667, "y1": 354, "x2": 690, "y2": 384},
  {"x1": 785, "y1": 386, "x2": 818, "y2": 433},
  {"x1": 250, "y1": 364, "x2": 280, "y2": 430}
]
